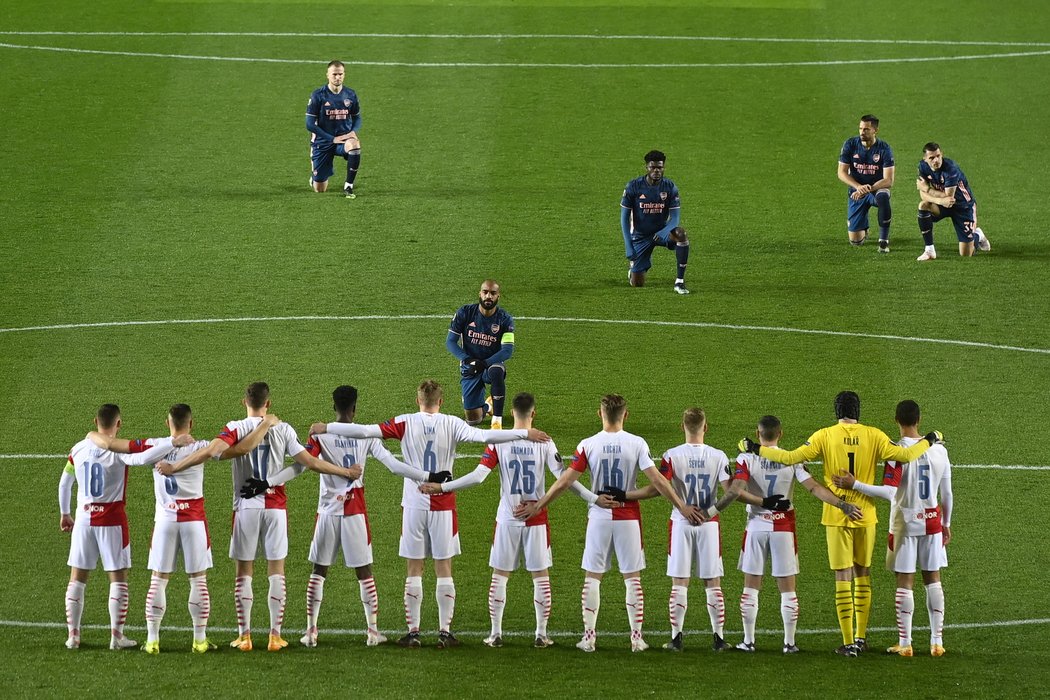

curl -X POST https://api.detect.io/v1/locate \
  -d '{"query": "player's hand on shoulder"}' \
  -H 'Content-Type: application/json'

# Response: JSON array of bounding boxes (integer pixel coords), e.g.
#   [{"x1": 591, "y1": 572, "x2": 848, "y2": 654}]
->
[
  {"x1": 526, "y1": 428, "x2": 551, "y2": 443},
  {"x1": 172, "y1": 434, "x2": 195, "y2": 448},
  {"x1": 86, "y1": 431, "x2": 108, "y2": 448},
  {"x1": 832, "y1": 473, "x2": 856, "y2": 489},
  {"x1": 738, "y1": 437, "x2": 761, "y2": 455},
  {"x1": 923, "y1": 430, "x2": 944, "y2": 445},
  {"x1": 309, "y1": 422, "x2": 327, "y2": 436},
  {"x1": 60, "y1": 514, "x2": 74, "y2": 532},
  {"x1": 262, "y1": 414, "x2": 281, "y2": 428}
]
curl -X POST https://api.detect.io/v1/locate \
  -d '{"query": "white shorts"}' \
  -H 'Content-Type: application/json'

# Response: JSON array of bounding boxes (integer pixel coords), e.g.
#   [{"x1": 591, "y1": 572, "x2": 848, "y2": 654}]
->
[
  {"x1": 581, "y1": 519, "x2": 645, "y2": 574},
  {"x1": 229, "y1": 508, "x2": 288, "y2": 561},
  {"x1": 147, "y1": 519, "x2": 213, "y2": 574},
  {"x1": 667, "y1": 519, "x2": 724, "y2": 580},
  {"x1": 399, "y1": 508, "x2": 461, "y2": 561},
  {"x1": 489, "y1": 521, "x2": 552, "y2": 572},
  {"x1": 737, "y1": 529, "x2": 799, "y2": 578},
  {"x1": 309, "y1": 513, "x2": 374, "y2": 568},
  {"x1": 886, "y1": 531, "x2": 947, "y2": 574},
  {"x1": 68, "y1": 519, "x2": 131, "y2": 572}
]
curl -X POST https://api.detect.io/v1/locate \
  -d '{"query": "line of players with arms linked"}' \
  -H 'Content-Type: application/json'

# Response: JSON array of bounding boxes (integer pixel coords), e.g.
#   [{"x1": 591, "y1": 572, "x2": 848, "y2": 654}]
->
[{"x1": 59, "y1": 379, "x2": 951, "y2": 660}]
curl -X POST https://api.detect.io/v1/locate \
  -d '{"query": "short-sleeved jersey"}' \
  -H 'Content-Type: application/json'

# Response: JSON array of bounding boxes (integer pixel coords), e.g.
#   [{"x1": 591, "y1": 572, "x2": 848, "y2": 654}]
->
[
  {"x1": 733, "y1": 453, "x2": 813, "y2": 532},
  {"x1": 658, "y1": 444, "x2": 731, "y2": 523},
  {"x1": 217, "y1": 418, "x2": 306, "y2": 511},
  {"x1": 478, "y1": 440, "x2": 563, "y2": 526},
  {"x1": 621, "y1": 175, "x2": 681, "y2": 238},
  {"x1": 569, "y1": 429, "x2": 655, "y2": 521},
  {"x1": 759, "y1": 423, "x2": 930, "y2": 528},
  {"x1": 839, "y1": 137, "x2": 895, "y2": 189},
  {"x1": 883, "y1": 437, "x2": 952, "y2": 536},
  {"x1": 305, "y1": 85, "x2": 361, "y2": 144},
  {"x1": 150, "y1": 439, "x2": 211, "y2": 523},
  {"x1": 918, "y1": 157, "x2": 976, "y2": 210},
  {"x1": 379, "y1": 412, "x2": 528, "y2": 512},
  {"x1": 448, "y1": 304, "x2": 515, "y2": 361},
  {"x1": 67, "y1": 437, "x2": 173, "y2": 522},
  {"x1": 305, "y1": 433, "x2": 394, "y2": 516}
]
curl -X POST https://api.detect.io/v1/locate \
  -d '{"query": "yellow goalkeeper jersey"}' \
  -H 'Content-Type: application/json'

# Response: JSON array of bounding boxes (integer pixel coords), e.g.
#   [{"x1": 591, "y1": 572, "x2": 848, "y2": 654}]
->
[{"x1": 759, "y1": 422, "x2": 931, "y2": 528}]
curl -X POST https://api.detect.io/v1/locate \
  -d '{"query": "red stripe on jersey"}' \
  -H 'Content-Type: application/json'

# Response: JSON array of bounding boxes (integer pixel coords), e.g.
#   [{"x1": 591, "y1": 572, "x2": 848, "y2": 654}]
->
[
  {"x1": 658, "y1": 457, "x2": 673, "y2": 480},
  {"x1": 86, "y1": 501, "x2": 127, "y2": 527},
  {"x1": 569, "y1": 448, "x2": 589, "y2": 473},
  {"x1": 264, "y1": 485, "x2": 288, "y2": 509},
  {"x1": 430, "y1": 492, "x2": 456, "y2": 511},
  {"x1": 882, "y1": 462, "x2": 902, "y2": 487},
  {"x1": 343, "y1": 486, "x2": 367, "y2": 516},
  {"x1": 771, "y1": 509, "x2": 797, "y2": 533},
  {"x1": 667, "y1": 520, "x2": 673, "y2": 555},
  {"x1": 451, "y1": 508, "x2": 459, "y2": 536},
  {"x1": 174, "y1": 497, "x2": 207, "y2": 522},
  {"x1": 480, "y1": 446, "x2": 499, "y2": 470},
  {"x1": 887, "y1": 532, "x2": 896, "y2": 551},
  {"x1": 733, "y1": 458, "x2": 751, "y2": 481},
  {"x1": 217, "y1": 427, "x2": 239, "y2": 447},
  {"x1": 128, "y1": 439, "x2": 150, "y2": 454},
  {"x1": 380, "y1": 419, "x2": 406, "y2": 441},
  {"x1": 613, "y1": 501, "x2": 641, "y2": 521},
  {"x1": 525, "y1": 508, "x2": 549, "y2": 527},
  {"x1": 306, "y1": 437, "x2": 322, "y2": 458},
  {"x1": 923, "y1": 506, "x2": 943, "y2": 535},
  {"x1": 204, "y1": 518, "x2": 211, "y2": 548}
]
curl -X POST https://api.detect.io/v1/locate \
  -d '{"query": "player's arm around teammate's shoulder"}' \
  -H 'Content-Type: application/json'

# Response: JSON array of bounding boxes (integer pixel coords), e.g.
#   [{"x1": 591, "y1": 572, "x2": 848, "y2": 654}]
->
[
  {"x1": 877, "y1": 428, "x2": 944, "y2": 464},
  {"x1": 744, "y1": 430, "x2": 823, "y2": 466},
  {"x1": 222, "y1": 414, "x2": 280, "y2": 459}
]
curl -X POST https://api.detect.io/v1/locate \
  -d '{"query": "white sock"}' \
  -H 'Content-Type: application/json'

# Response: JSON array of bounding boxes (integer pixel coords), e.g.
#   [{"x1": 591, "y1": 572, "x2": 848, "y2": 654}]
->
[
  {"x1": 926, "y1": 245, "x2": 937, "y2": 254},
  {"x1": 436, "y1": 577, "x2": 456, "y2": 633},
  {"x1": 404, "y1": 576, "x2": 423, "y2": 633},
  {"x1": 625, "y1": 577, "x2": 644, "y2": 639},
  {"x1": 305, "y1": 574, "x2": 325, "y2": 635},
  {"x1": 359, "y1": 577, "x2": 379, "y2": 637},
  {"x1": 740, "y1": 587, "x2": 759, "y2": 645},
  {"x1": 533, "y1": 576, "x2": 552, "y2": 637},
  {"x1": 669, "y1": 585, "x2": 688, "y2": 636},
  {"x1": 267, "y1": 574, "x2": 286, "y2": 636},
  {"x1": 65, "y1": 581, "x2": 86, "y2": 641},
  {"x1": 781, "y1": 591, "x2": 799, "y2": 646},
  {"x1": 234, "y1": 576, "x2": 253, "y2": 636},
  {"x1": 926, "y1": 582, "x2": 945, "y2": 646},
  {"x1": 188, "y1": 576, "x2": 210, "y2": 642},
  {"x1": 581, "y1": 578, "x2": 601, "y2": 636},
  {"x1": 108, "y1": 582, "x2": 129, "y2": 639},
  {"x1": 705, "y1": 586, "x2": 725, "y2": 637},
  {"x1": 488, "y1": 574, "x2": 508, "y2": 637},
  {"x1": 896, "y1": 587, "x2": 914, "y2": 647},
  {"x1": 145, "y1": 575, "x2": 168, "y2": 643}
]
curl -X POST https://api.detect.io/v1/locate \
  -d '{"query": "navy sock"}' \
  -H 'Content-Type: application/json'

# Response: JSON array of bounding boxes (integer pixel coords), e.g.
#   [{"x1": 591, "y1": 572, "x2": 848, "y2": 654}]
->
[
  {"x1": 875, "y1": 192, "x2": 891, "y2": 241},
  {"x1": 487, "y1": 366, "x2": 506, "y2": 418},
  {"x1": 918, "y1": 210, "x2": 934, "y2": 246},
  {"x1": 345, "y1": 151, "x2": 361, "y2": 188},
  {"x1": 675, "y1": 243, "x2": 689, "y2": 281}
]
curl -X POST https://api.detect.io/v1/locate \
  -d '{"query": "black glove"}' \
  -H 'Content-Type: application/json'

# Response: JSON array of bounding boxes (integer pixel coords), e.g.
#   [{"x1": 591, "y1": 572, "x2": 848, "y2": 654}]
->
[
  {"x1": 923, "y1": 430, "x2": 944, "y2": 445},
  {"x1": 738, "y1": 437, "x2": 761, "y2": 455},
  {"x1": 598, "y1": 486, "x2": 628, "y2": 503},
  {"x1": 761, "y1": 494, "x2": 791, "y2": 512},
  {"x1": 240, "y1": 478, "x2": 269, "y2": 499},
  {"x1": 428, "y1": 471, "x2": 453, "y2": 484},
  {"x1": 460, "y1": 358, "x2": 484, "y2": 378}
]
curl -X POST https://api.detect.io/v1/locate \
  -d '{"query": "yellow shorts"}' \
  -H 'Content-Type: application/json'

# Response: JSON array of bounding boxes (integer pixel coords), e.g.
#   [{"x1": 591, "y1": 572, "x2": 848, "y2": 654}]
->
[{"x1": 825, "y1": 525, "x2": 876, "y2": 570}]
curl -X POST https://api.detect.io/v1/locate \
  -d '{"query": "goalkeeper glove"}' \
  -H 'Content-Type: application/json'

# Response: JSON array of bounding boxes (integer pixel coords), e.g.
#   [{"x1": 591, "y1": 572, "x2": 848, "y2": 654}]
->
[
  {"x1": 428, "y1": 471, "x2": 453, "y2": 484},
  {"x1": 598, "y1": 486, "x2": 628, "y2": 503},
  {"x1": 240, "y1": 478, "x2": 269, "y2": 499},
  {"x1": 460, "y1": 358, "x2": 484, "y2": 378},
  {"x1": 738, "y1": 437, "x2": 761, "y2": 455},
  {"x1": 761, "y1": 494, "x2": 791, "y2": 512},
  {"x1": 923, "y1": 430, "x2": 944, "y2": 445}
]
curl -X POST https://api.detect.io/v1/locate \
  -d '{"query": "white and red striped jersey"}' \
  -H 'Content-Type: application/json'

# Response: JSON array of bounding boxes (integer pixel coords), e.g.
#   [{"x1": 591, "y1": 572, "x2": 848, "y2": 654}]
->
[
  {"x1": 569, "y1": 429, "x2": 655, "y2": 521},
  {"x1": 150, "y1": 439, "x2": 211, "y2": 523},
  {"x1": 67, "y1": 437, "x2": 174, "y2": 524},
  {"x1": 733, "y1": 452, "x2": 813, "y2": 533},
  {"x1": 217, "y1": 418, "x2": 306, "y2": 511},
  {"x1": 479, "y1": 440, "x2": 563, "y2": 526},
  {"x1": 378, "y1": 412, "x2": 528, "y2": 512},
  {"x1": 659, "y1": 443, "x2": 731, "y2": 523},
  {"x1": 884, "y1": 437, "x2": 952, "y2": 536}
]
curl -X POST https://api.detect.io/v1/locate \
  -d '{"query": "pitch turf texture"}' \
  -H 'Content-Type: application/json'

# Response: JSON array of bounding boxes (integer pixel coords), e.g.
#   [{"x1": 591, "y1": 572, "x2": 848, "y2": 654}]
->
[{"x1": 2, "y1": 0, "x2": 1049, "y2": 697}]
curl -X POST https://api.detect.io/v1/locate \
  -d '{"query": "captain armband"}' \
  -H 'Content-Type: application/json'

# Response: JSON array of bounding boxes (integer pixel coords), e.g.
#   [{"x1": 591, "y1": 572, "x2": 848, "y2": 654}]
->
[{"x1": 501, "y1": 332, "x2": 515, "y2": 345}]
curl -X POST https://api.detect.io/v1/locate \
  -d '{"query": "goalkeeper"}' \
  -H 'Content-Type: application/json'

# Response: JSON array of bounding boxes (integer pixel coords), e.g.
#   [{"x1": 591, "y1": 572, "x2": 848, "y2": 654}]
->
[
  {"x1": 446, "y1": 280, "x2": 515, "y2": 429},
  {"x1": 736, "y1": 390, "x2": 943, "y2": 658}
]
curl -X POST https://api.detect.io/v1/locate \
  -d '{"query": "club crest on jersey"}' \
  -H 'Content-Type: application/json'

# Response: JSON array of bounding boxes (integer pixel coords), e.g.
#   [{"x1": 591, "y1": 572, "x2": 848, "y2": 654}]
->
[
  {"x1": 491, "y1": 324, "x2": 500, "y2": 333},
  {"x1": 873, "y1": 154, "x2": 881, "y2": 162},
  {"x1": 344, "y1": 99, "x2": 351, "y2": 107},
  {"x1": 660, "y1": 192, "x2": 667, "y2": 200}
]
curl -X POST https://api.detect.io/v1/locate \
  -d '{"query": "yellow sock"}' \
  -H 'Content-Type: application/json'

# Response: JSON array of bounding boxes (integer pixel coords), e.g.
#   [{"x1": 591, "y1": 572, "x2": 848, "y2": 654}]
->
[
  {"x1": 854, "y1": 575, "x2": 872, "y2": 638},
  {"x1": 835, "y1": 580, "x2": 854, "y2": 645}
]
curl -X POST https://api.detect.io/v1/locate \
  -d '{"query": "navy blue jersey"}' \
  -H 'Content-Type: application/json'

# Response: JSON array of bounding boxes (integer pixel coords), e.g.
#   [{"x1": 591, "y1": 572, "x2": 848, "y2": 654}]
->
[
  {"x1": 621, "y1": 176, "x2": 681, "y2": 238},
  {"x1": 839, "y1": 137, "x2": 895, "y2": 189},
  {"x1": 306, "y1": 85, "x2": 361, "y2": 145},
  {"x1": 918, "y1": 158, "x2": 976, "y2": 210},
  {"x1": 449, "y1": 305, "x2": 515, "y2": 361}
]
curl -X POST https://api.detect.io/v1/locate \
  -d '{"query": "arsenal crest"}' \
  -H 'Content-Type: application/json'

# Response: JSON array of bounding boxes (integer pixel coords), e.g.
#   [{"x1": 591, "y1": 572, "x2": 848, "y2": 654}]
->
[
  {"x1": 660, "y1": 192, "x2": 667, "y2": 200},
  {"x1": 491, "y1": 324, "x2": 500, "y2": 333},
  {"x1": 344, "y1": 99, "x2": 351, "y2": 107},
  {"x1": 873, "y1": 154, "x2": 881, "y2": 163}
]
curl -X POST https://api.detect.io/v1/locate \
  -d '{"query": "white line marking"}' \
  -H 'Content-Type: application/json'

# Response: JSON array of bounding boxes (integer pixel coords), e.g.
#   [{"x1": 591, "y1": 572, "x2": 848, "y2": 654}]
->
[
  {"x1": 2, "y1": 313, "x2": 1049, "y2": 356},
  {"x1": 1, "y1": 31, "x2": 1049, "y2": 47},
  {"x1": 1, "y1": 454, "x2": 1046, "y2": 470},
  {"x1": 4, "y1": 617, "x2": 1048, "y2": 637},
  {"x1": 2, "y1": 42, "x2": 1049, "y2": 68}
]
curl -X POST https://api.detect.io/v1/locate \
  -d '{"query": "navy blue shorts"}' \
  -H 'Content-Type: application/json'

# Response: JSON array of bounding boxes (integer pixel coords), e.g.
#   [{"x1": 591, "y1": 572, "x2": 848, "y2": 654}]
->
[
  {"x1": 460, "y1": 364, "x2": 505, "y2": 411},
  {"x1": 628, "y1": 230, "x2": 674, "y2": 274},
  {"x1": 930, "y1": 205, "x2": 978, "y2": 242},
  {"x1": 846, "y1": 192, "x2": 886, "y2": 233},
  {"x1": 310, "y1": 143, "x2": 350, "y2": 183}
]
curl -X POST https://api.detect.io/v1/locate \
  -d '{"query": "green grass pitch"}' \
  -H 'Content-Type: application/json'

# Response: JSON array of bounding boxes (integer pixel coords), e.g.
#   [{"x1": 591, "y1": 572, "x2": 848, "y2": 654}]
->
[{"x1": 2, "y1": 0, "x2": 1050, "y2": 697}]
